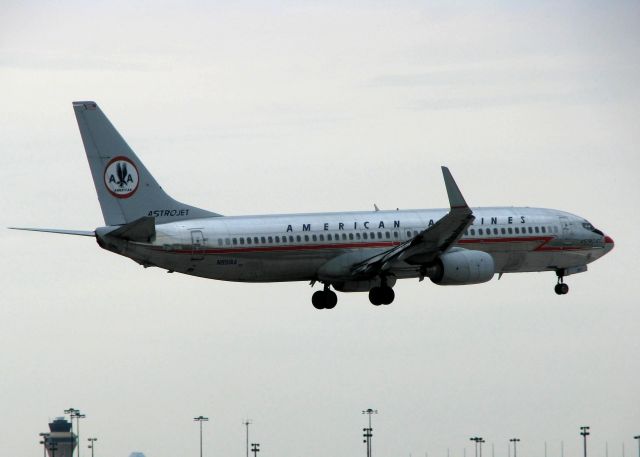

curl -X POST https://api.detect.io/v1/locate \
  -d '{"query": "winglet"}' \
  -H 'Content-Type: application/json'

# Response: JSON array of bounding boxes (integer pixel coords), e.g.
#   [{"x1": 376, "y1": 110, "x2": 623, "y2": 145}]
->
[{"x1": 441, "y1": 166, "x2": 469, "y2": 209}]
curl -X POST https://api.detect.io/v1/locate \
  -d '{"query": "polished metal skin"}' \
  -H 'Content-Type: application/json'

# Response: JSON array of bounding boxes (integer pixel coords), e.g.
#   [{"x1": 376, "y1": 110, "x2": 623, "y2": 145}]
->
[{"x1": 11, "y1": 102, "x2": 614, "y2": 307}]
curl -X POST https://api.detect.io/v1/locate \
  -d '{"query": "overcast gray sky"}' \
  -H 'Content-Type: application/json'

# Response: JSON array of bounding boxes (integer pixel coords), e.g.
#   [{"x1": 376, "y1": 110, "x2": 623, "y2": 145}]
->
[{"x1": 1, "y1": 1, "x2": 639, "y2": 456}]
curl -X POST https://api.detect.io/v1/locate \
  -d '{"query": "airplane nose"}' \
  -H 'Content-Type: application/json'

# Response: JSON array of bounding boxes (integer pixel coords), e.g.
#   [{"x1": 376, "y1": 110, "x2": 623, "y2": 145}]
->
[{"x1": 604, "y1": 235, "x2": 614, "y2": 250}]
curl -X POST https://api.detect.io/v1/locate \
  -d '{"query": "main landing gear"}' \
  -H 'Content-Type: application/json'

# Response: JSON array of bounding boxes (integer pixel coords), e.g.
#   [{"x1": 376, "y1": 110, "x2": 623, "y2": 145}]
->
[
  {"x1": 554, "y1": 272, "x2": 569, "y2": 295},
  {"x1": 369, "y1": 285, "x2": 395, "y2": 306},
  {"x1": 312, "y1": 284, "x2": 338, "y2": 310}
]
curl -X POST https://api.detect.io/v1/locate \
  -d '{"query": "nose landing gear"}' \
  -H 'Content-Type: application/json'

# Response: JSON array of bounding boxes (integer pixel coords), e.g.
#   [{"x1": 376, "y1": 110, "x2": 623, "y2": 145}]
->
[
  {"x1": 311, "y1": 284, "x2": 338, "y2": 309},
  {"x1": 554, "y1": 272, "x2": 569, "y2": 295}
]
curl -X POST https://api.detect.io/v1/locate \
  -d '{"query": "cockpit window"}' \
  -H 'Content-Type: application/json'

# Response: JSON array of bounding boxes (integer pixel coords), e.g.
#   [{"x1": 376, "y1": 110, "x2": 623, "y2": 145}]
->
[{"x1": 582, "y1": 221, "x2": 604, "y2": 236}]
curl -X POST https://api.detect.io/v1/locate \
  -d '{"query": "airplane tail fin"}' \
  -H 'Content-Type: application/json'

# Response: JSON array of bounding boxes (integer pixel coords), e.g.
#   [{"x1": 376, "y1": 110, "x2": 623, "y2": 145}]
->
[{"x1": 73, "y1": 101, "x2": 220, "y2": 226}]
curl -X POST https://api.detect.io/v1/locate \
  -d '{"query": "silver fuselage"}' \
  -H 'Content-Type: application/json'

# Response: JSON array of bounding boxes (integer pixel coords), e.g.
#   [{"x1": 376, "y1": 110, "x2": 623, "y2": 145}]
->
[{"x1": 97, "y1": 206, "x2": 613, "y2": 285}]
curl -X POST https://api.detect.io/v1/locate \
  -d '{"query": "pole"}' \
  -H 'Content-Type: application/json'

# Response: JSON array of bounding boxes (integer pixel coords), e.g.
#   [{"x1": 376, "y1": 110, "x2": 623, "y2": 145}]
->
[
  {"x1": 194, "y1": 416, "x2": 209, "y2": 457},
  {"x1": 362, "y1": 409, "x2": 377, "y2": 457},
  {"x1": 580, "y1": 426, "x2": 590, "y2": 457},
  {"x1": 634, "y1": 436, "x2": 640, "y2": 457},
  {"x1": 87, "y1": 438, "x2": 97, "y2": 457},
  {"x1": 243, "y1": 420, "x2": 252, "y2": 457}
]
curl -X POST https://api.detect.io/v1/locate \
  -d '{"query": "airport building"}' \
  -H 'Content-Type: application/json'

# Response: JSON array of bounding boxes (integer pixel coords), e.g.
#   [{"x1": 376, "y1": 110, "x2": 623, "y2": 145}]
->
[{"x1": 41, "y1": 417, "x2": 77, "y2": 457}]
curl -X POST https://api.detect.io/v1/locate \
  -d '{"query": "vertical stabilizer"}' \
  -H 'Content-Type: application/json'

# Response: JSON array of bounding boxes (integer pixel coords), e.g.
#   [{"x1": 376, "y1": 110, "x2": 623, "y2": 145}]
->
[{"x1": 73, "y1": 101, "x2": 219, "y2": 225}]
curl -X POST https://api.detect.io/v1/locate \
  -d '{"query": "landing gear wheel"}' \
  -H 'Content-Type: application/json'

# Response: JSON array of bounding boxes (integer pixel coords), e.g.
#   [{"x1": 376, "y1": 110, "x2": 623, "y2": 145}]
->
[
  {"x1": 381, "y1": 287, "x2": 395, "y2": 305},
  {"x1": 554, "y1": 277, "x2": 569, "y2": 295},
  {"x1": 325, "y1": 290, "x2": 338, "y2": 309},
  {"x1": 369, "y1": 286, "x2": 395, "y2": 306},
  {"x1": 312, "y1": 291, "x2": 326, "y2": 309},
  {"x1": 369, "y1": 287, "x2": 383, "y2": 306},
  {"x1": 312, "y1": 288, "x2": 338, "y2": 309}
]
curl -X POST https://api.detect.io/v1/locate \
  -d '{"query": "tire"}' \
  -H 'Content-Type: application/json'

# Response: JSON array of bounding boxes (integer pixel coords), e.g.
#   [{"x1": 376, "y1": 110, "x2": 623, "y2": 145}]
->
[
  {"x1": 559, "y1": 283, "x2": 569, "y2": 295},
  {"x1": 369, "y1": 287, "x2": 382, "y2": 306},
  {"x1": 381, "y1": 287, "x2": 395, "y2": 305},
  {"x1": 326, "y1": 291, "x2": 338, "y2": 309},
  {"x1": 312, "y1": 291, "x2": 325, "y2": 309}
]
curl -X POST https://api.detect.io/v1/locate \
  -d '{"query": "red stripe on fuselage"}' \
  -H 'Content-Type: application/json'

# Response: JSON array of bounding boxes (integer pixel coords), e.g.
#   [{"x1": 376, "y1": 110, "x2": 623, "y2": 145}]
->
[{"x1": 151, "y1": 235, "x2": 592, "y2": 256}]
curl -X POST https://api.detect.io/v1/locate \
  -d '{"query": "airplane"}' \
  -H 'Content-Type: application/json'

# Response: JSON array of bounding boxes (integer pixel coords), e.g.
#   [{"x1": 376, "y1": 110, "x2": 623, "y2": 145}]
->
[{"x1": 11, "y1": 101, "x2": 614, "y2": 309}]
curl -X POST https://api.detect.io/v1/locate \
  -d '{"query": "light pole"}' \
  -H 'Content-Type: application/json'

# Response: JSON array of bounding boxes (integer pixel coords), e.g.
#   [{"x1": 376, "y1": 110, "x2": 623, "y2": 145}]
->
[
  {"x1": 470, "y1": 437, "x2": 483, "y2": 457},
  {"x1": 72, "y1": 411, "x2": 86, "y2": 457},
  {"x1": 194, "y1": 416, "x2": 209, "y2": 457},
  {"x1": 251, "y1": 443, "x2": 260, "y2": 457},
  {"x1": 64, "y1": 408, "x2": 79, "y2": 457},
  {"x1": 633, "y1": 436, "x2": 639, "y2": 457},
  {"x1": 87, "y1": 438, "x2": 97, "y2": 457},
  {"x1": 479, "y1": 438, "x2": 485, "y2": 457},
  {"x1": 362, "y1": 409, "x2": 378, "y2": 457},
  {"x1": 510, "y1": 438, "x2": 520, "y2": 457},
  {"x1": 243, "y1": 419, "x2": 252, "y2": 457},
  {"x1": 580, "y1": 426, "x2": 590, "y2": 457}
]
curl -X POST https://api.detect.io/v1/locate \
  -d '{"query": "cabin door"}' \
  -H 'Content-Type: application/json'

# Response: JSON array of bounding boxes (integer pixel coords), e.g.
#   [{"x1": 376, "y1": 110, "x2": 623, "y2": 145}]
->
[{"x1": 191, "y1": 230, "x2": 205, "y2": 261}]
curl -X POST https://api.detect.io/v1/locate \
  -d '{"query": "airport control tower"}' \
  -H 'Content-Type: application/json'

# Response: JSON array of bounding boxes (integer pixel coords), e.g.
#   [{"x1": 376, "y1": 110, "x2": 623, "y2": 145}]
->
[{"x1": 42, "y1": 417, "x2": 77, "y2": 457}]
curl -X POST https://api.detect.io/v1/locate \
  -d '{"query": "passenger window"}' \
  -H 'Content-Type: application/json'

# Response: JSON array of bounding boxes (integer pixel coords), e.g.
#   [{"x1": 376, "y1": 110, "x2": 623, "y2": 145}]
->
[
  {"x1": 304, "y1": 235, "x2": 309, "y2": 242},
  {"x1": 528, "y1": 227, "x2": 533, "y2": 234},
  {"x1": 394, "y1": 231, "x2": 398, "y2": 238},
  {"x1": 407, "y1": 231, "x2": 412, "y2": 238},
  {"x1": 535, "y1": 227, "x2": 540, "y2": 233},
  {"x1": 275, "y1": 236, "x2": 280, "y2": 243},
  {"x1": 363, "y1": 232, "x2": 368, "y2": 240},
  {"x1": 247, "y1": 237, "x2": 253, "y2": 244},
  {"x1": 240, "y1": 238, "x2": 245, "y2": 245},
  {"x1": 225, "y1": 238, "x2": 230, "y2": 245},
  {"x1": 479, "y1": 228, "x2": 483, "y2": 235},
  {"x1": 296, "y1": 235, "x2": 301, "y2": 242},
  {"x1": 514, "y1": 227, "x2": 519, "y2": 234},
  {"x1": 376, "y1": 232, "x2": 381, "y2": 239},
  {"x1": 493, "y1": 228, "x2": 498, "y2": 235},
  {"x1": 501, "y1": 228, "x2": 506, "y2": 235},
  {"x1": 356, "y1": 233, "x2": 361, "y2": 240},
  {"x1": 470, "y1": 229, "x2": 476, "y2": 235},
  {"x1": 312, "y1": 234, "x2": 317, "y2": 241},
  {"x1": 541, "y1": 227, "x2": 546, "y2": 234},
  {"x1": 464, "y1": 230, "x2": 468, "y2": 236},
  {"x1": 385, "y1": 232, "x2": 390, "y2": 239},
  {"x1": 342, "y1": 233, "x2": 347, "y2": 240},
  {"x1": 413, "y1": 231, "x2": 419, "y2": 237},
  {"x1": 232, "y1": 238, "x2": 237, "y2": 245},
  {"x1": 508, "y1": 228, "x2": 513, "y2": 234},
  {"x1": 319, "y1": 234, "x2": 324, "y2": 241},
  {"x1": 327, "y1": 234, "x2": 332, "y2": 241},
  {"x1": 268, "y1": 236, "x2": 273, "y2": 243},
  {"x1": 254, "y1": 237, "x2": 259, "y2": 244},
  {"x1": 349, "y1": 233, "x2": 354, "y2": 240},
  {"x1": 261, "y1": 237, "x2": 266, "y2": 243}
]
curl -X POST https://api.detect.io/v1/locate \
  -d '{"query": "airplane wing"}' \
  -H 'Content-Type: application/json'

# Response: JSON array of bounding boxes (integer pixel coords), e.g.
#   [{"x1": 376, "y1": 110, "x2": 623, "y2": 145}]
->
[{"x1": 350, "y1": 167, "x2": 474, "y2": 277}]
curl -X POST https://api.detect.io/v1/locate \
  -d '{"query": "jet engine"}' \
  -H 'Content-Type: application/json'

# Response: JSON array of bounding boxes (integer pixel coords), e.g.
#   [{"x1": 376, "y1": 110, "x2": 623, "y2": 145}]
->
[{"x1": 430, "y1": 249, "x2": 495, "y2": 285}]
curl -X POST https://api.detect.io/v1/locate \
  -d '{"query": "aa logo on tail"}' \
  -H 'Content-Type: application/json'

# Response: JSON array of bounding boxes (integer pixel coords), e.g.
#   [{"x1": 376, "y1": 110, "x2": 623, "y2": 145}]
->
[{"x1": 104, "y1": 156, "x2": 139, "y2": 199}]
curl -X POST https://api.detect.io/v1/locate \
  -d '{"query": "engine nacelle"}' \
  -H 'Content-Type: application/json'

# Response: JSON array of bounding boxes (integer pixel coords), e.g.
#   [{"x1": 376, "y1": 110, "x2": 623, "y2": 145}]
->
[{"x1": 430, "y1": 249, "x2": 495, "y2": 286}]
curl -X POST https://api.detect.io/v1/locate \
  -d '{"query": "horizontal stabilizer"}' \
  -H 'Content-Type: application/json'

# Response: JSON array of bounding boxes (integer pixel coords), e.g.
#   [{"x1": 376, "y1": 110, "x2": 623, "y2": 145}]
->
[
  {"x1": 8, "y1": 227, "x2": 95, "y2": 237},
  {"x1": 107, "y1": 216, "x2": 155, "y2": 242}
]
